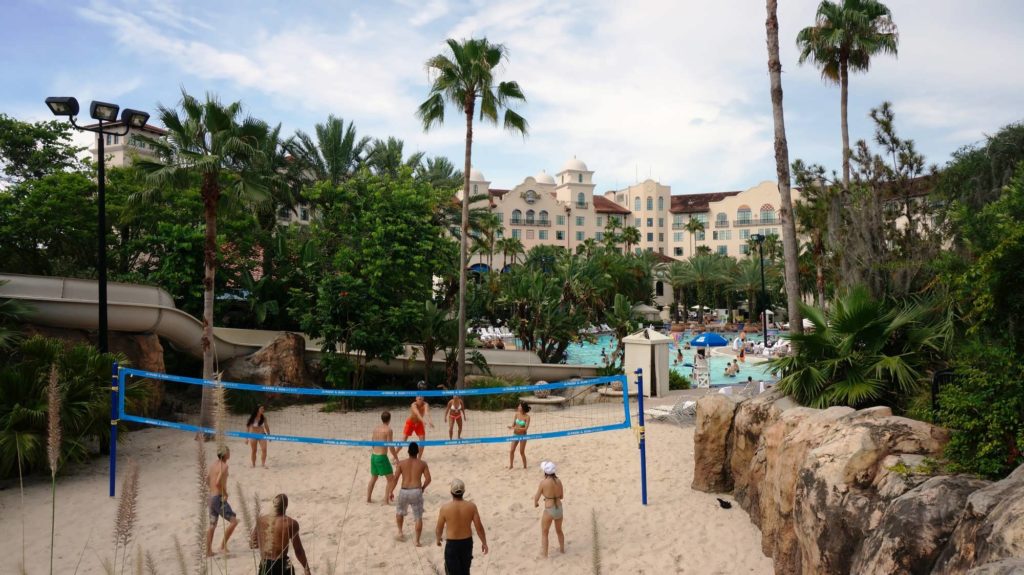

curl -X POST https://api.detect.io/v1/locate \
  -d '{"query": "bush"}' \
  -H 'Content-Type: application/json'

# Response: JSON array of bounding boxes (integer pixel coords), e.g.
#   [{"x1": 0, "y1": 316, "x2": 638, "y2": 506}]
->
[
  {"x1": 466, "y1": 376, "x2": 526, "y2": 411},
  {"x1": 669, "y1": 370, "x2": 691, "y2": 390},
  {"x1": 940, "y1": 343, "x2": 1024, "y2": 480}
]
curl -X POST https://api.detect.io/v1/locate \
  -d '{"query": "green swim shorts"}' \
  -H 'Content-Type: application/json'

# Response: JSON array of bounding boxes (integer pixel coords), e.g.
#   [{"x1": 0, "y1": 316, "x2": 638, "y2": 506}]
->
[{"x1": 370, "y1": 453, "x2": 393, "y2": 476}]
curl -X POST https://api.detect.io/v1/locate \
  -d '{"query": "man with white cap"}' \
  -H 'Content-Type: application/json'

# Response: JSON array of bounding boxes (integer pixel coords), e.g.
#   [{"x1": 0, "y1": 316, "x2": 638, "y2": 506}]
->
[{"x1": 435, "y1": 478, "x2": 488, "y2": 574}]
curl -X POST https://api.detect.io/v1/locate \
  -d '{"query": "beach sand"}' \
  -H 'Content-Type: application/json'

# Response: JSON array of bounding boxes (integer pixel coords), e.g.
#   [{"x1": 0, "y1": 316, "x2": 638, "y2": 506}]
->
[{"x1": 0, "y1": 403, "x2": 773, "y2": 574}]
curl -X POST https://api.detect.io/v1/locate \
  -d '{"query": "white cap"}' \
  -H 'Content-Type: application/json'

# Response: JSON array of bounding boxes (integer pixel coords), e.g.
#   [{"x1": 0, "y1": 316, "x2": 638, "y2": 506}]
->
[{"x1": 541, "y1": 461, "x2": 557, "y2": 475}]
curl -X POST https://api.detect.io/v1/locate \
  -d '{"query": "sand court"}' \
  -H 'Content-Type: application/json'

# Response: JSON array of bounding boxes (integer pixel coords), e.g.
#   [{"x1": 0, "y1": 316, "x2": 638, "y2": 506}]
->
[{"x1": 0, "y1": 404, "x2": 772, "y2": 574}]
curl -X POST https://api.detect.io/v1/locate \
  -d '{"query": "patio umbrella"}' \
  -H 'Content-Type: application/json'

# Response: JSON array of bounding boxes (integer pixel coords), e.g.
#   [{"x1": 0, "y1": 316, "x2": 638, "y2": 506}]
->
[
  {"x1": 690, "y1": 332, "x2": 729, "y2": 347},
  {"x1": 690, "y1": 305, "x2": 712, "y2": 310}
]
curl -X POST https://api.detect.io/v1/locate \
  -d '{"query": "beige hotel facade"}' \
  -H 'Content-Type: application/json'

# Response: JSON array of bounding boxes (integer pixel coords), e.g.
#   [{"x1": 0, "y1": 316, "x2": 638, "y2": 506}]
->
[{"x1": 463, "y1": 156, "x2": 800, "y2": 267}]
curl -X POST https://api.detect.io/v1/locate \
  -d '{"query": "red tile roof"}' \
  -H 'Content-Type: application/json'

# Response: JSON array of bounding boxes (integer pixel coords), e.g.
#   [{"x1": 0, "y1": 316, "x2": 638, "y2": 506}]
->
[
  {"x1": 669, "y1": 191, "x2": 742, "y2": 213},
  {"x1": 593, "y1": 195, "x2": 631, "y2": 214}
]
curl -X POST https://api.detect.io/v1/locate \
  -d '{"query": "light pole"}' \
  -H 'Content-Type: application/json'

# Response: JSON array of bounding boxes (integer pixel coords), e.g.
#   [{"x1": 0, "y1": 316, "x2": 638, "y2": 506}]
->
[
  {"x1": 751, "y1": 233, "x2": 769, "y2": 343},
  {"x1": 45, "y1": 97, "x2": 149, "y2": 354}
]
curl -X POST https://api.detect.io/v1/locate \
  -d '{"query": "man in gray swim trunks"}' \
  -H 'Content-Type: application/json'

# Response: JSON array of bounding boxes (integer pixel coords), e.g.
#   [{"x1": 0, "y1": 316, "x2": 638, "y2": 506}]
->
[
  {"x1": 206, "y1": 445, "x2": 239, "y2": 556},
  {"x1": 389, "y1": 441, "x2": 432, "y2": 546}
]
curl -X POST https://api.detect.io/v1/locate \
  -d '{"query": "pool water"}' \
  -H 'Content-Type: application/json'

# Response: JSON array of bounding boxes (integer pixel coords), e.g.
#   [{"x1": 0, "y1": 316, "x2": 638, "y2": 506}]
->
[{"x1": 563, "y1": 333, "x2": 772, "y2": 387}]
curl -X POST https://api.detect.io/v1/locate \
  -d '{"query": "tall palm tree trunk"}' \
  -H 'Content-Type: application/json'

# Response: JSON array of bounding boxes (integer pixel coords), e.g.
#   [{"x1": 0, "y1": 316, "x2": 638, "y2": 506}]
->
[
  {"x1": 840, "y1": 58, "x2": 850, "y2": 191},
  {"x1": 766, "y1": 0, "x2": 804, "y2": 337},
  {"x1": 456, "y1": 99, "x2": 475, "y2": 390},
  {"x1": 200, "y1": 175, "x2": 219, "y2": 428},
  {"x1": 814, "y1": 236, "x2": 826, "y2": 309}
]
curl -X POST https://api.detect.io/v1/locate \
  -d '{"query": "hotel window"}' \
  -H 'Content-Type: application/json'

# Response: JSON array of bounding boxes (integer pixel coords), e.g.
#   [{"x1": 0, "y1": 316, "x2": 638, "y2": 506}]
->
[
  {"x1": 596, "y1": 216, "x2": 603, "y2": 227},
  {"x1": 740, "y1": 244, "x2": 749, "y2": 255},
  {"x1": 539, "y1": 230, "x2": 548, "y2": 240},
  {"x1": 655, "y1": 281, "x2": 664, "y2": 297},
  {"x1": 673, "y1": 214, "x2": 684, "y2": 225},
  {"x1": 557, "y1": 215, "x2": 566, "y2": 226},
  {"x1": 635, "y1": 248, "x2": 642, "y2": 255},
  {"x1": 277, "y1": 206, "x2": 290, "y2": 219},
  {"x1": 736, "y1": 207, "x2": 752, "y2": 224},
  {"x1": 647, "y1": 232, "x2": 654, "y2": 242},
  {"x1": 539, "y1": 210, "x2": 549, "y2": 223},
  {"x1": 497, "y1": 230, "x2": 504, "y2": 238},
  {"x1": 512, "y1": 209, "x2": 523, "y2": 223},
  {"x1": 646, "y1": 197, "x2": 653, "y2": 210},
  {"x1": 716, "y1": 212, "x2": 727, "y2": 226},
  {"x1": 577, "y1": 192, "x2": 586, "y2": 206},
  {"x1": 646, "y1": 218, "x2": 653, "y2": 227},
  {"x1": 473, "y1": 184, "x2": 478, "y2": 194},
  {"x1": 576, "y1": 216, "x2": 585, "y2": 226},
  {"x1": 740, "y1": 229, "x2": 750, "y2": 240},
  {"x1": 717, "y1": 245, "x2": 728, "y2": 255},
  {"x1": 673, "y1": 232, "x2": 683, "y2": 242},
  {"x1": 658, "y1": 233, "x2": 664, "y2": 241},
  {"x1": 768, "y1": 228, "x2": 779, "y2": 237},
  {"x1": 299, "y1": 206, "x2": 310, "y2": 221},
  {"x1": 696, "y1": 231, "x2": 706, "y2": 241},
  {"x1": 695, "y1": 213, "x2": 708, "y2": 224},
  {"x1": 526, "y1": 229, "x2": 535, "y2": 240},
  {"x1": 556, "y1": 231, "x2": 565, "y2": 240},
  {"x1": 634, "y1": 197, "x2": 641, "y2": 211},
  {"x1": 760, "y1": 204, "x2": 776, "y2": 224},
  {"x1": 617, "y1": 194, "x2": 625, "y2": 203},
  {"x1": 512, "y1": 229, "x2": 521, "y2": 239},
  {"x1": 596, "y1": 232, "x2": 604, "y2": 241},
  {"x1": 659, "y1": 247, "x2": 665, "y2": 254},
  {"x1": 674, "y1": 247, "x2": 683, "y2": 256},
  {"x1": 658, "y1": 196, "x2": 664, "y2": 211},
  {"x1": 658, "y1": 218, "x2": 664, "y2": 227},
  {"x1": 496, "y1": 212, "x2": 503, "y2": 223},
  {"x1": 576, "y1": 231, "x2": 584, "y2": 241},
  {"x1": 634, "y1": 218, "x2": 641, "y2": 227},
  {"x1": 526, "y1": 209, "x2": 536, "y2": 224},
  {"x1": 578, "y1": 173, "x2": 583, "y2": 183},
  {"x1": 713, "y1": 231, "x2": 719, "y2": 240}
]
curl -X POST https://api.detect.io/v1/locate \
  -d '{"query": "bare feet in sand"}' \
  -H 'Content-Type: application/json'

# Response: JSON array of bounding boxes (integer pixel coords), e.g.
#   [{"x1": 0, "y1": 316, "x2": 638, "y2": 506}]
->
[{"x1": 394, "y1": 533, "x2": 406, "y2": 542}]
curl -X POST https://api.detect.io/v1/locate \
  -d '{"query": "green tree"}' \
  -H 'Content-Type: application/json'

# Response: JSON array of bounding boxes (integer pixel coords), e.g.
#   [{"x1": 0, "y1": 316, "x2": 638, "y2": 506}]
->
[
  {"x1": 365, "y1": 137, "x2": 425, "y2": 178},
  {"x1": 796, "y1": 0, "x2": 899, "y2": 192},
  {"x1": 416, "y1": 156, "x2": 464, "y2": 192},
  {"x1": 620, "y1": 225, "x2": 641, "y2": 254},
  {"x1": 134, "y1": 91, "x2": 273, "y2": 429},
  {"x1": 684, "y1": 218, "x2": 705, "y2": 256},
  {"x1": 0, "y1": 114, "x2": 85, "y2": 184},
  {"x1": 287, "y1": 115, "x2": 370, "y2": 186},
  {"x1": 410, "y1": 300, "x2": 458, "y2": 386},
  {"x1": 792, "y1": 160, "x2": 833, "y2": 308},
  {"x1": 496, "y1": 236, "x2": 524, "y2": 269},
  {"x1": 417, "y1": 37, "x2": 528, "y2": 389},
  {"x1": 658, "y1": 261, "x2": 691, "y2": 322},
  {"x1": 731, "y1": 258, "x2": 765, "y2": 324},
  {"x1": 684, "y1": 253, "x2": 727, "y2": 321},
  {"x1": 471, "y1": 211, "x2": 502, "y2": 271}
]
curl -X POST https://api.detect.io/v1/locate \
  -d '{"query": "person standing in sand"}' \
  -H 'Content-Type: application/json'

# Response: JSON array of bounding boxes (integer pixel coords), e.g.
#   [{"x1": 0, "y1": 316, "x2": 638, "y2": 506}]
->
[
  {"x1": 367, "y1": 410, "x2": 399, "y2": 504},
  {"x1": 533, "y1": 460, "x2": 565, "y2": 557},
  {"x1": 206, "y1": 445, "x2": 239, "y2": 556},
  {"x1": 246, "y1": 404, "x2": 271, "y2": 468},
  {"x1": 403, "y1": 396, "x2": 434, "y2": 455},
  {"x1": 508, "y1": 402, "x2": 531, "y2": 469},
  {"x1": 435, "y1": 479, "x2": 488, "y2": 575},
  {"x1": 444, "y1": 394, "x2": 467, "y2": 440},
  {"x1": 389, "y1": 441, "x2": 432, "y2": 546},
  {"x1": 249, "y1": 493, "x2": 311, "y2": 575}
]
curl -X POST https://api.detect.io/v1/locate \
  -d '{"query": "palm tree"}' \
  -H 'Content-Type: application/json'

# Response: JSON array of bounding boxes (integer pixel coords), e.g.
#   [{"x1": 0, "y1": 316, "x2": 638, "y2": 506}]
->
[
  {"x1": 602, "y1": 217, "x2": 622, "y2": 251},
  {"x1": 135, "y1": 91, "x2": 271, "y2": 429},
  {"x1": 793, "y1": 160, "x2": 833, "y2": 308},
  {"x1": 731, "y1": 259, "x2": 765, "y2": 324},
  {"x1": 416, "y1": 156, "x2": 463, "y2": 191},
  {"x1": 412, "y1": 300, "x2": 458, "y2": 385},
  {"x1": 620, "y1": 226, "x2": 641, "y2": 254},
  {"x1": 286, "y1": 114, "x2": 369, "y2": 186},
  {"x1": 684, "y1": 253, "x2": 727, "y2": 322},
  {"x1": 417, "y1": 37, "x2": 528, "y2": 390},
  {"x1": 472, "y1": 212, "x2": 502, "y2": 270},
  {"x1": 659, "y1": 261, "x2": 692, "y2": 322},
  {"x1": 767, "y1": 0, "x2": 806, "y2": 337},
  {"x1": 684, "y1": 218, "x2": 705, "y2": 256},
  {"x1": 366, "y1": 136, "x2": 426, "y2": 177},
  {"x1": 796, "y1": 0, "x2": 899, "y2": 191}
]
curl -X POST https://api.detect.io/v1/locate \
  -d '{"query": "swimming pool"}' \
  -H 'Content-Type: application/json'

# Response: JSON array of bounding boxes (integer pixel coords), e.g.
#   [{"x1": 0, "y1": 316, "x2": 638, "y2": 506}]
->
[{"x1": 563, "y1": 333, "x2": 772, "y2": 387}]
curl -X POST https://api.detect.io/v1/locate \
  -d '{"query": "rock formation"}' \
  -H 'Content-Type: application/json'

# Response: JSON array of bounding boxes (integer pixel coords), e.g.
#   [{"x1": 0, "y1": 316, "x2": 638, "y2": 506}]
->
[
  {"x1": 691, "y1": 394, "x2": 739, "y2": 492},
  {"x1": 222, "y1": 332, "x2": 311, "y2": 387}
]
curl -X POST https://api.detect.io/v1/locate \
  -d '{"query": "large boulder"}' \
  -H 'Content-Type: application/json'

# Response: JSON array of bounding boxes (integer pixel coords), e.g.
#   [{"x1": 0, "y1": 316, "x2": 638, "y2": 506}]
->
[
  {"x1": 793, "y1": 409, "x2": 950, "y2": 575},
  {"x1": 932, "y1": 464, "x2": 1024, "y2": 574},
  {"x1": 851, "y1": 475, "x2": 989, "y2": 575},
  {"x1": 691, "y1": 394, "x2": 740, "y2": 492},
  {"x1": 110, "y1": 333, "x2": 166, "y2": 412},
  {"x1": 755, "y1": 406, "x2": 853, "y2": 574},
  {"x1": 965, "y1": 559, "x2": 1024, "y2": 575},
  {"x1": 223, "y1": 332, "x2": 310, "y2": 387},
  {"x1": 730, "y1": 389, "x2": 798, "y2": 510}
]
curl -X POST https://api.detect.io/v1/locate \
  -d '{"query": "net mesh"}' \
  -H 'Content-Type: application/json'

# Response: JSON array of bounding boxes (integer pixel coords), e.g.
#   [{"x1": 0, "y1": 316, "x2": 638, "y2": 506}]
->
[{"x1": 119, "y1": 368, "x2": 632, "y2": 447}]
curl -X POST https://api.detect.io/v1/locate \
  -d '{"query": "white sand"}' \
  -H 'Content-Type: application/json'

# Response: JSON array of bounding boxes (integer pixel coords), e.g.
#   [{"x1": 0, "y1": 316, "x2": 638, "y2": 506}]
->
[{"x1": 0, "y1": 404, "x2": 773, "y2": 574}]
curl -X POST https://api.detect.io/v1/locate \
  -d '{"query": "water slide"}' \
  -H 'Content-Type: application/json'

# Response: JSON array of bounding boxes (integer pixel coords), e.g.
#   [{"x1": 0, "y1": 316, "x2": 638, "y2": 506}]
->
[{"x1": 0, "y1": 273, "x2": 597, "y2": 381}]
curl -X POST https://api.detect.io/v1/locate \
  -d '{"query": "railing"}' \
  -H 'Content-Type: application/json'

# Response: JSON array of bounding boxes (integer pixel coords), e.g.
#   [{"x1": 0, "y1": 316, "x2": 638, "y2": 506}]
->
[
  {"x1": 732, "y1": 217, "x2": 778, "y2": 227},
  {"x1": 714, "y1": 220, "x2": 729, "y2": 228},
  {"x1": 671, "y1": 223, "x2": 687, "y2": 230},
  {"x1": 509, "y1": 219, "x2": 552, "y2": 227},
  {"x1": 575, "y1": 202, "x2": 589, "y2": 209}
]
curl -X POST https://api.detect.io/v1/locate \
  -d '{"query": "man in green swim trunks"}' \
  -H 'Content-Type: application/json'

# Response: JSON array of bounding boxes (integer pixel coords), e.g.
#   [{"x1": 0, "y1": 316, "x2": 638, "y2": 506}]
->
[{"x1": 367, "y1": 411, "x2": 399, "y2": 504}]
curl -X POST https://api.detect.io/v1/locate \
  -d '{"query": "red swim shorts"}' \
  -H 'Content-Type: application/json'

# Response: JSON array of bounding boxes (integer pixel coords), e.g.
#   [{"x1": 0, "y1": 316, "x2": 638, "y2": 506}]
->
[{"x1": 404, "y1": 419, "x2": 425, "y2": 438}]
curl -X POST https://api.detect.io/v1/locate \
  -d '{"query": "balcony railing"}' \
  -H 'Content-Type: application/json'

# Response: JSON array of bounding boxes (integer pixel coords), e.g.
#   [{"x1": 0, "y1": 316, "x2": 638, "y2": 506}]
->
[
  {"x1": 732, "y1": 217, "x2": 778, "y2": 227},
  {"x1": 714, "y1": 220, "x2": 730, "y2": 228},
  {"x1": 509, "y1": 218, "x2": 551, "y2": 227},
  {"x1": 671, "y1": 223, "x2": 687, "y2": 230},
  {"x1": 575, "y1": 202, "x2": 589, "y2": 209}
]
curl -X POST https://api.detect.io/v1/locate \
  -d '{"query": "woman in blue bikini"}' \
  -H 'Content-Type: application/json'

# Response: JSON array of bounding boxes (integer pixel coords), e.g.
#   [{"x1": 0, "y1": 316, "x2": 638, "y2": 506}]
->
[
  {"x1": 533, "y1": 460, "x2": 565, "y2": 557},
  {"x1": 507, "y1": 402, "x2": 531, "y2": 469}
]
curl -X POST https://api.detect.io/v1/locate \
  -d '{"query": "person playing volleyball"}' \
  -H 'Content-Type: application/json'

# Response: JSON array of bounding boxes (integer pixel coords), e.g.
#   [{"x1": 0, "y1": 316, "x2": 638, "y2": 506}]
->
[
  {"x1": 367, "y1": 410, "x2": 399, "y2": 504},
  {"x1": 534, "y1": 460, "x2": 565, "y2": 557},
  {"x1": 246, "y1": 404, "x2": 270, "y2": 468},
  {"x1": 403, "y1": 395, "x2": 434, "y2": 456},
  {"x1": 508, "y1": 402, "x2": 531, "y2": 469},
  {"x1": 444, "y1": 394, "x2": 467, "y2": 440}
]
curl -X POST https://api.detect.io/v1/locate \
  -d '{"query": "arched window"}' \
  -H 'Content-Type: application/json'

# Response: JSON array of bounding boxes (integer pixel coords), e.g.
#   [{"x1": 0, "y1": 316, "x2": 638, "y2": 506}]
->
[
  {"x1": 539, "y1": 210, "x2": 549, "y2": 223},
  {"x1": 655, "y1": 281, "x2": 664, "y2": 297},
  {"x1": 578, "y1": 173, "x2": 583, "y2": 183},
  {"x1": 716, "y1": 212, "x2": 727, "y2": 224},
  {"x1": 512, "y1": 209, "x2": 523, "y2": 224},
  {"x1": 634, "y1": 197, "x2": 641, "y2": 211},
  {"x1": 658, "y1": 196, "x2": 664, "y2": 211},
  {"x1": 577, "y1": 192, "x2": 585, "y2": 206},
  {"x1": 736, "y1": 205, "x2": 752, "y2": 224},
  {"x1": 525, "y1": 209, "x2": 536, "y2": 223},
  {"x1": 760, "y1": 204, "x2": 776, "y2": 223},
  {"x1": 646, "y1": 196, "x2": 653, "y2": 210}
]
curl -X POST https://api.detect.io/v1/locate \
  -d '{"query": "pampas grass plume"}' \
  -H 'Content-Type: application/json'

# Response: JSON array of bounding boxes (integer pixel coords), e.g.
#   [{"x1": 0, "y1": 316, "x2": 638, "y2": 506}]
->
[
  {"x1": 114, "y1": 460, "x2": 140, "y2": 574},
  {"x1": 47, "y1": 364, "x2": 61, "y2": 477},
  {"x1": 194, "y1": 439, "x2": 209, "y2": 575}
]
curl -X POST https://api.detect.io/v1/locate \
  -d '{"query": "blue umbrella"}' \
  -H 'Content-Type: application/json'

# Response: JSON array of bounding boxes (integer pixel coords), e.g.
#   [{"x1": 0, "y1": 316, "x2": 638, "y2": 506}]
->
[{"x1": 690, "y1": 332, "x2": 729, "y2": 347}]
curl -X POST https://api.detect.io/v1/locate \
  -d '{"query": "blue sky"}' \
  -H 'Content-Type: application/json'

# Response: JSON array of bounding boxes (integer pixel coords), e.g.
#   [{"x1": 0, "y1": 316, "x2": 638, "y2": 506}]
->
[{"x1": 4, "y1": 0, "x2": 1023, "y2": 193}]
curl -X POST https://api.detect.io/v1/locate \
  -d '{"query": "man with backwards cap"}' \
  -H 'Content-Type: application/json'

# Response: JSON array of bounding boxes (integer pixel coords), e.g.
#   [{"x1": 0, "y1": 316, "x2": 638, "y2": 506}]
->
[{"x1": 436, "y1": 478, "x2": 488, "y2": 574}]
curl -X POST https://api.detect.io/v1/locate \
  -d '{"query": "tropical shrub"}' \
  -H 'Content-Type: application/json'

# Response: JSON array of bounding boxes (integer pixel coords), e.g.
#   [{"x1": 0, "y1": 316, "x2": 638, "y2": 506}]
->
[
  {"x1": 770, "y1": 286, "x2": 952, "y2": 410},
  {"x1": 669, "y1": 370, "x2": 691, "y2": 390},
  {"x1": 940, "y1": 343, "x2": 1024, "y2": 479}
]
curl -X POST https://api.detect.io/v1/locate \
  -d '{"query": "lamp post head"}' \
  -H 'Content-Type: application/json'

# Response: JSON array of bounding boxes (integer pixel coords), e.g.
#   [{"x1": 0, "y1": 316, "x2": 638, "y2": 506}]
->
[
  {"x1": 90, "y1": 101, "x2": 120, "y2": 122},
  {"x1": 45, "y1": 97, "x2": 80, "y2": 117},
  {"x1": 751, "y1": 233, "x2": 765, "y2": 244},
  {"x1": 120, "y1": 108, "x2": 150, "y2": 129}
]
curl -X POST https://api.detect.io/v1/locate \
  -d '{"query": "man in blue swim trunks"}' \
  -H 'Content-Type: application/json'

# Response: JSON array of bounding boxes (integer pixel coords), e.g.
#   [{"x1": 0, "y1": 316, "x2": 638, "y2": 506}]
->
[{"x1": 206, "y1": 445, "x2": 239, "y2": 556}]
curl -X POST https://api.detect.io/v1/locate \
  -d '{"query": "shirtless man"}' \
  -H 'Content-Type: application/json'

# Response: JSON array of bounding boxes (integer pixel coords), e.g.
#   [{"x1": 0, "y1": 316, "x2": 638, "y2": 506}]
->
[
  {"x1": 402, "y1": 396, "x2": 434, "y2": 456},
  {"x1": 367, "y1": 411, "x2": 399, "y2": 504},
  {"x1": 206, "y1": 445, "x2": 239, "y2": 556},
  {"x1": 249, "y1": 493, "x2": 311, "y2": 575},
  {"x1": 436, "y1": 479, "x2": 488, "y2": 575},
  {"x1": 389, "y1": 442, "x2": 432, "y2": 546}
]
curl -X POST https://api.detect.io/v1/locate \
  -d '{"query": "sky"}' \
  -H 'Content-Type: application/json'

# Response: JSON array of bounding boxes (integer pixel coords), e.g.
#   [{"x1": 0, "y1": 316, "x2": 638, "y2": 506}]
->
[{"x1": 3, "y1": 0, "x2": 1023, "y2": 194}]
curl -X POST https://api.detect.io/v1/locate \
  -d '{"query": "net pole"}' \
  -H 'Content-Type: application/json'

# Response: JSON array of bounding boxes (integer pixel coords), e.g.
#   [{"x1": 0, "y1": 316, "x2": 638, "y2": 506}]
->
[
  {"x1": 635, "y1": 368, "x2": 648, "y2": 506},
  {"x1": 109, "y1": 361, "x2": 119, "y2": 497}
]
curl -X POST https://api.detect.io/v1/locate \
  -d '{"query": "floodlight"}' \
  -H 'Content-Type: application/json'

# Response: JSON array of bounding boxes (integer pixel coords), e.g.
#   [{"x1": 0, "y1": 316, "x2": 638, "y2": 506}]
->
[
  {"x1": 120, "y1": 108, "x2": 150, "y2": 129},
  {"x1": 90, "y1": 101, "x2": 120, "y2": 121},
  {"x1": 45, "y1": 96, "x2": 80, "y2": 117},
  {"x1": 751, "y1": 233, "x2": 765, "y2": 243}
]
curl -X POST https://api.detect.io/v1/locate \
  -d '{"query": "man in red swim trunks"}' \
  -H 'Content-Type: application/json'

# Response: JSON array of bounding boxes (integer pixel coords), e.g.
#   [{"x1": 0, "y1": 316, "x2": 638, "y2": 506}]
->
[{"x1": 403, "y1": 396, "x2": 434, "y2": 456}]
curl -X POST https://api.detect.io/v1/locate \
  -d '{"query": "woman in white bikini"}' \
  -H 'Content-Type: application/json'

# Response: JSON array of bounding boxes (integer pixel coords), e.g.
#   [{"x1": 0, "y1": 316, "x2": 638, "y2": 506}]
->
[
  {"x1": 246, "y1": 404, "x2": 270, "y2": 468},
  {"x1": 444, "y1": 394, "x2": 467, "y2": 440},
  {"x1": 533, "y1": 460, "x2": 565, "y2": 557}
]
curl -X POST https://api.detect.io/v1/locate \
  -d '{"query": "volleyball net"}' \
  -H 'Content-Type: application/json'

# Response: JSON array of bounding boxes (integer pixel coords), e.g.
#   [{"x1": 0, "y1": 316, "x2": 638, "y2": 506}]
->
[{"x1": 116, "y1": 367, "x2": 632, "y2": 448}]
